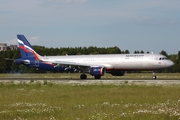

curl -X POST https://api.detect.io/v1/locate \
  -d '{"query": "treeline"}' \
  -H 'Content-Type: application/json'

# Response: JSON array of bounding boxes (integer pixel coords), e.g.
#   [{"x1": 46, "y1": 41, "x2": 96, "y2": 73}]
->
[{"x1": 0, "y1": 46, "x2": 179, "y2": 73}]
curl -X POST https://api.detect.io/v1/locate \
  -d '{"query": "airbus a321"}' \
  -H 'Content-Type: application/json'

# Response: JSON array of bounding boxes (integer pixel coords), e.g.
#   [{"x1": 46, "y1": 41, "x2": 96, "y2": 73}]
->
[{"x1": 14, "y1": 34, "x2": 174, "y2": 79}]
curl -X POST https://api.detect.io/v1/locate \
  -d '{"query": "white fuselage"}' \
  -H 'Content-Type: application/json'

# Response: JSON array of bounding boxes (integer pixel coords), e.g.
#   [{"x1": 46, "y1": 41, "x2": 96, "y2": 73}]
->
[{"x1": 41, "y1": 53, "x2": 174, "y2": 71}]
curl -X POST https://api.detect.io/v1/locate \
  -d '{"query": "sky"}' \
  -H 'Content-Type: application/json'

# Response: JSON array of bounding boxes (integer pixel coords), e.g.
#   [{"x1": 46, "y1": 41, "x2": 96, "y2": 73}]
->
[{"x1": 0, "y1": 0, "x2": 180, "y2": 54}]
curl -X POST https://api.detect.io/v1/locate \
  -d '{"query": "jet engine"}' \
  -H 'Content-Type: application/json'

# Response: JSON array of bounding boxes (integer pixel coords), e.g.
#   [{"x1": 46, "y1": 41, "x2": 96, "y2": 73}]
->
[{"x1": 90, "y1": 67, "x2": 106, "y2": 76}]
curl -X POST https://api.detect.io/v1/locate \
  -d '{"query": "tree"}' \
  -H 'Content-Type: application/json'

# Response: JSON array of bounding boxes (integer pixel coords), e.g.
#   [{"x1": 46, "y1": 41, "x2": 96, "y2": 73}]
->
[
  {"x1": 107, "y1": 46, "x2": 121, "y2": 54},
  {"x1": 160, "y1": 50, "x2": 168, "y2": 57},
  {"x1": 134, "y1": 50, "x2": 140, "y2": 54},
  {"x1": 121, "y1": 50, "x2": 130, "y2": 54},
  {"x1": 140, "y1": 50, "x2": 144, "y2": 54},
  {"x1": 11, "y1": 49, "x2": 21, "y2": 73},
  {"x1": 173, "y1": 51, "x2": 180, "y2": 72},
  {"x1": 98, "y1": 47, "x2": 107, "y2": 54},
  {"x1": 168, "y1": 54, "x2": 177, "y2": 72}
]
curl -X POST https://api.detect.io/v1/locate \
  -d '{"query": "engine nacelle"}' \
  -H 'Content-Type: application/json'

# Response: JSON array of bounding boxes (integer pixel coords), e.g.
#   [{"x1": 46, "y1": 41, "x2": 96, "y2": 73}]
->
[
  {"x1": 90, "y1": 67, "x2": 106, "y2": 76},
  {"x1": 110, "y1": 70, "x2": 126, "y2": 76}
]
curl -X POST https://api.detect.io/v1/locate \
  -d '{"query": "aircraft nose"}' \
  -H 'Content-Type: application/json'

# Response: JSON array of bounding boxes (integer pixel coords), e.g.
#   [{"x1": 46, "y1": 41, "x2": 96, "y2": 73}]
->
[{"x1": 168, "y1": 60, "x2": 174, "y2": 67}]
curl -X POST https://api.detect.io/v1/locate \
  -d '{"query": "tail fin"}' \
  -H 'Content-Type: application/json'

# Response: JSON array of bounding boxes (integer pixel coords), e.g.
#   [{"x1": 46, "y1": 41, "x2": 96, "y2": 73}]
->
[{"x1": 17, "y1": 34, "x2": 41, "y2": 60}]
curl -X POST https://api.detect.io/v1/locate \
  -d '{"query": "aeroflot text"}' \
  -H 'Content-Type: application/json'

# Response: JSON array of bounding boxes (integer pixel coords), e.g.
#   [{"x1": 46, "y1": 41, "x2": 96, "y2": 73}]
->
[{"x1": 126, "y1": 55, "x2": 144, "y2": 57}]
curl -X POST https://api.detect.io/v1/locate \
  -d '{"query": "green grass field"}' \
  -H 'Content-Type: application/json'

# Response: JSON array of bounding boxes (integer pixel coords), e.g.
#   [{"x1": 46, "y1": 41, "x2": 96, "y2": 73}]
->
[{"x1": 0, "y1": 80, "x2": 179, "y2": 120}]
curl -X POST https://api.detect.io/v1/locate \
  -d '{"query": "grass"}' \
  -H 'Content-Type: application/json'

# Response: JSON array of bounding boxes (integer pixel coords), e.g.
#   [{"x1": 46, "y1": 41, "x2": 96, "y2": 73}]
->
[{"x1": 0, "y1": 81, "x2": 179, "y2": 120}]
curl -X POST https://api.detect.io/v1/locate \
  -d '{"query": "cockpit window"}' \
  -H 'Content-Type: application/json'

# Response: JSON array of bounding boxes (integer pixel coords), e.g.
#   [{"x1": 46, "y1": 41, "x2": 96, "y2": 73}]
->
[{"x1": 159, "y1": 57, "x2": 168, "y2": 60}]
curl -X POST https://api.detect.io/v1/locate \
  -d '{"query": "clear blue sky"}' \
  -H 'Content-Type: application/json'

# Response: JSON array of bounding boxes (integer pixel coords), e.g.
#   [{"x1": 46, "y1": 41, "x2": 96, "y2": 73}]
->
[{"x1": 0, "y1": 0, "x2": 180, "y2": 54}]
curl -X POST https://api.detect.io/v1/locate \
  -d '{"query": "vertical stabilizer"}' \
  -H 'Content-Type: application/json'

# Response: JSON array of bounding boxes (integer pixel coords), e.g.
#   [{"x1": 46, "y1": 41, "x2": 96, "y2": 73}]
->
[{"x1": 17, "y1": 34, "x2": 41, "y2": 60}]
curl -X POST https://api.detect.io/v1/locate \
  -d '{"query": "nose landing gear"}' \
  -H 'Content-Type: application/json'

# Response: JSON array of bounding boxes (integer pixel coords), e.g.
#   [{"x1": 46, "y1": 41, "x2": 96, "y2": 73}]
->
[{"x1": 152, "y1": 70, "x2": 157, "y2": 79}]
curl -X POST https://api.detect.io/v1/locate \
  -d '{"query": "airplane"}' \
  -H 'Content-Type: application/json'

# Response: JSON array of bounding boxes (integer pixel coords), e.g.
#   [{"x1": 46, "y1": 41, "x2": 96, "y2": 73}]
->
[{"x1": 14, "y1": 34, "x2": 174, "y2": 79}]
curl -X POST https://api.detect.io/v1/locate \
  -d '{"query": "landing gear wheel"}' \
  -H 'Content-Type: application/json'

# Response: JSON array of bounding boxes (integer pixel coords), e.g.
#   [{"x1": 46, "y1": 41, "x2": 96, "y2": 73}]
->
[
  {"x1": 80, "y1": 74, "x2": 87, "y2": 79},
  {"x1": 152, "y1": 70, "x2": 157, "y2": 79},
  {"x1": 152, "y1": 76, "x2": 157, "y2": 79},
  {"x1": 94, "y1": 75, "x2": 101, "y2": 79}
]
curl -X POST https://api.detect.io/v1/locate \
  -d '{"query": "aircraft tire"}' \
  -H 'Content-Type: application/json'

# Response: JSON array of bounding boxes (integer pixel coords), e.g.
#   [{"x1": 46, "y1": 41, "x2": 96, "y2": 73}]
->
[
  {"x1": 152, "y1": 76, "x2": 157, "y2": 79},
  {"x1": 80, "y1": 74, "x2": 87, "y2": 79},
  {"x1": 94, "y1": 75, "x2": 101, "y2": 79}
]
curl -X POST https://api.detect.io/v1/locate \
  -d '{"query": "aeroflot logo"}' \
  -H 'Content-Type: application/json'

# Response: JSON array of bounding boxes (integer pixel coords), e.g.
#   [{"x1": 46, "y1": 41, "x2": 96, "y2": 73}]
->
[
  {"x1": 18, "y1": 39, "x2": 41, "y2": 61},
  {"x1": 126, "y1": 55, "x2": 144, "y2": 57},
  {"x1": 18, "y1": 39, "x2": 33, "y2": 51}
]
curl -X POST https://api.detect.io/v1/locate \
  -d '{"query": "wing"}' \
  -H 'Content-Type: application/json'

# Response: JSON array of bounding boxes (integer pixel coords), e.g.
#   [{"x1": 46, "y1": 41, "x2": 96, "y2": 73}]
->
[
  {"x1": 44, "y1": 60, "x2": 91, "y2": 72},
  {"x1": 43, "y1": 60, "x2": 113, "y2": 72},
  {"x1": 40, "y1": 54, "x2": 115, "y2": 73},
  {"x1": 52, "y1": 60, "x2": 90, "y2": 67}
]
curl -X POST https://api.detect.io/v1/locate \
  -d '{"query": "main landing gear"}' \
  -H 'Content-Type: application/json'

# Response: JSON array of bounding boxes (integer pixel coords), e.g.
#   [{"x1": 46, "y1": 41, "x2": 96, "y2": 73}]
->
[
  {"x1": 94, "y1": 75, "x2": 101, "y2": 79},
  {"x1": 80, "y1": 73, "x2": 87, "y2": 79},
  {"x1": 152, "y1": 70, "x2": 157, "y2": 79},
  {"x1": 80, "y1": 73, "x2": 101, "y2": 79}
]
